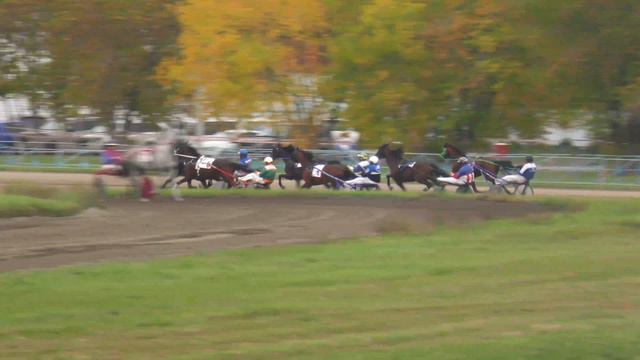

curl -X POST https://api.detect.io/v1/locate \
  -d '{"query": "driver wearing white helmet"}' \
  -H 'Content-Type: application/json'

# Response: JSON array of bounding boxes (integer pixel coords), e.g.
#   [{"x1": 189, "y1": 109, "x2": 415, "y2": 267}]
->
[
  {"x1": 238, "y1": 156, "x2": 277, "y2": 187},
  {"x1": 366, "y1": 155, "x2": 381, "y2": 183}
]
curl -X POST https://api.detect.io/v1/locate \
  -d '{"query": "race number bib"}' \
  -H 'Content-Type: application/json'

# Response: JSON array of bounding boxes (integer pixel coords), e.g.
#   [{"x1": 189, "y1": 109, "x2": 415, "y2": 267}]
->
[
  {"x1": 312, "y1": 165, "x2": 325, "y2": 178},
  {"x1": 196, "y1": 156, "x2": 216, "y2": 170}
]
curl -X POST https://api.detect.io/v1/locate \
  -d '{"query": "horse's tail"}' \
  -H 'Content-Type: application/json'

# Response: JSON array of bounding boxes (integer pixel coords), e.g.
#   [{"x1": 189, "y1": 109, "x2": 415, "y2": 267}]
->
[{"x1": 430, "y1": 163, "x2": 449, "y2": 178}]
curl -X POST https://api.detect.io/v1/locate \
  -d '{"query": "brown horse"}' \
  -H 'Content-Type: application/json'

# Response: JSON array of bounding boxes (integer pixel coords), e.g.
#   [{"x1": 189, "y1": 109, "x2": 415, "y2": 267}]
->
[
  {"x1": 376, "y1": 142, "x2": 449, "y2": 191},
  {"x1": 291, "y1": 147, "x2": 355, "y2": 189},
  {"x1": 441, "y1": 143, "x2": 513, "y2": 189}
]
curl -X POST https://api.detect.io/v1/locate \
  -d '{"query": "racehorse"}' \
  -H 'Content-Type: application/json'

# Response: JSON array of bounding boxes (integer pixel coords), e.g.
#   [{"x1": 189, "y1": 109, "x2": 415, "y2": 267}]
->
[
  {"x1": 160, "y1": 139, "x2": 207, "y2": 189},
  {"x1": 271, "y1": 144, "x2": 303, "y2": 189},
  {"x1": 441, "y1": 143, "x2": 513, "y2": 190},
  {"x1": 95, "y1": 122, "x2": 178, "y2": 196},
  {"x1": 172, "y1": 141, "x2": 245, "y2": 189},
  {"x1": 375, "y1": 142, "x2": 449, "y2": 191},
  {"x1": 290, "y1": 146, "x2": 356, "y2": 189}
]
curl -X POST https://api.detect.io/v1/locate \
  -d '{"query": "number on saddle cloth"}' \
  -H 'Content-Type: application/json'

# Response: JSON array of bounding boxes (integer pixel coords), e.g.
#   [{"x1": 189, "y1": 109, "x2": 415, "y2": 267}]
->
[
  {"x1": 195, "y1": 156, "x2": 216, "y2": 170},
  {"x1": 312, "y1": 165, "x2": 325, "y2": 178}
]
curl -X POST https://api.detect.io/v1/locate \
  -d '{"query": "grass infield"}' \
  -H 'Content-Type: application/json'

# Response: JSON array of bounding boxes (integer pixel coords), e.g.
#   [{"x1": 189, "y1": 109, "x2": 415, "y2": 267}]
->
[
  {"x1": 0, "y1": 183, "x2": 94, "y2": 218},
  {"x1": 0, "y1": 197, "x2": 639, "y2": 359}
]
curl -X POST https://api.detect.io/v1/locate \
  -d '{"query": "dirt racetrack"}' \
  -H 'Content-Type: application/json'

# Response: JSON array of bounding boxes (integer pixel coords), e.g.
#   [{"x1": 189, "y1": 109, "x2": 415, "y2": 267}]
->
[
  {"x1": 0, "y1": 170, "x2": 631, "y2": 273},
  {"x1": 0, "y1": 194, "x2": 554, "y2": 272}
]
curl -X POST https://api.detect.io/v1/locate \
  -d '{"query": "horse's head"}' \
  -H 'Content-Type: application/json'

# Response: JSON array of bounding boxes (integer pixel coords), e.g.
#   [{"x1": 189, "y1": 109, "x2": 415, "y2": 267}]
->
[
  {"x1": 441, "y1": 143, "x2": 465, "y2": 159},
  {"x1": 271, "y1": 143, "x2": 295, "y2": 159},
  {"x1": 376, "y1": 142, "x2": 403, "y2": 160},
  {"x1": 174, "y1": 140, "x2": 200, "y2": 158},
  {"x1": 292, "y1": 147, "x2": 313, "y2": 164}
]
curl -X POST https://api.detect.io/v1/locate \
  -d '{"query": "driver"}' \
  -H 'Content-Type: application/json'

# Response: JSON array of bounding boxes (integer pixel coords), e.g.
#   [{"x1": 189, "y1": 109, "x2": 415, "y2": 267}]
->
[
  {"x1": 367, "y1": 155, "x2": 381, "y2": 183},
  {"x1": 436, "y1": 157, "x2": 475, "y2": 186},
  {"x1": 498, "y1": 155, "x2": 536, "y2": 185},
  {"x1": 238, "y1": 149, "x2": 253, "y2": 171},
  {"x1": 238, "y1": 156, "x2": 277, "y2": 187},
  {"x1": 97, "y1": 143, "x2": 124, "y2": 175},
  {"x1": 353, "y1": 153, "x2": 370, "y2": 177}
]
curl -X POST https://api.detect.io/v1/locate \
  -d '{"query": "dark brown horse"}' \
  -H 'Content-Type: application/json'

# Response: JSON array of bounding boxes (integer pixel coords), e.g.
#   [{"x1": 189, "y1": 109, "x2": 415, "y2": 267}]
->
[
  {"x1": 376, "y1": 142, "x2": 449, "y2": 191},
  {"x1": 173, "y1": 142, "x2": 245, "y2": 189},
  {"x1": 271, "y1": 144, "x2": 303, "y2": 189},
  {"x1": 441, "y1": 143, "x2": 513, "y2": 188},
  {"x1": 291, "y1": 147, "x2": 355, "y2": 189}
]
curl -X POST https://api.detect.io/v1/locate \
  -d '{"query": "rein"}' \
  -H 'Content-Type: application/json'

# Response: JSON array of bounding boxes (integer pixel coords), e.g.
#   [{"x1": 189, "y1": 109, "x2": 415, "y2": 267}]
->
[
  {"x1": 317, "y1": 166, "x2": 357, "y2": 190},
  {"x1": 472, "y1": 163, "x2": 498, "y2": 181}
]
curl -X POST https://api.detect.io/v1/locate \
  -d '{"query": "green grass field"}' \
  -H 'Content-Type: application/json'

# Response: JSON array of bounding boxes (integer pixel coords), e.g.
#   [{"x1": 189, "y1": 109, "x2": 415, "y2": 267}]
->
[
  {"x1": 1, "y1": 196, "x2": 639, "y2": 359},
  {"x1": 0, "y1": 183, "x2": 94, "y2": 218}
]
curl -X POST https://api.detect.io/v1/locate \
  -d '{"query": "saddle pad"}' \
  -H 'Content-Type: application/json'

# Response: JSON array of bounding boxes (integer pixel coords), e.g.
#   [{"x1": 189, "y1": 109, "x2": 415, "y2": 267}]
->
[
  {"x1": 399, "y1": 161, "x2": 416, "y2": 171},
  {"x1": 195, "y1": 156, "x2": 216, "y2": 170},
  {"x1": 312, "y1": 165, "x2": 325, "y2": 178}
]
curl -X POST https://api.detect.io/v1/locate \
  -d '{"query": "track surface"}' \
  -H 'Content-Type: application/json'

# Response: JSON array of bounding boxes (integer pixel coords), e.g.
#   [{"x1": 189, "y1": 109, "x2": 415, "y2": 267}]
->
[
  {"x1": 1, "y1": 194, "x2": 552, "y2": 273},
  {"x1": 0, "y1": 170, "x2": 627, "y2": 273},
  {"x1": 1, "y1": 171, "x2": 640, "y2": 197}
]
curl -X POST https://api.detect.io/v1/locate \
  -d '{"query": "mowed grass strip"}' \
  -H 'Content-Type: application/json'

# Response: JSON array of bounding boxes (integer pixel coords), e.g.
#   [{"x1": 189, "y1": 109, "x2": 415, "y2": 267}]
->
[
  {"x1": 1, "y1": 199, "x2": 639, "y2": 359},
  {"x1": 0, "y1": 183, "x2": 94, "y2": 217}
]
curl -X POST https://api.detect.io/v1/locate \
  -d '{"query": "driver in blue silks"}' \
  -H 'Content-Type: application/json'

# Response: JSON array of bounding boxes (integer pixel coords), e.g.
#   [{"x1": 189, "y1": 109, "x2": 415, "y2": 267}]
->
[
  {"x1": 353, "y1": 153, "x2": 370, "y2": 177},
  {"x1": 238, "y1": 149, "x2": 253, "y2": 172},
  {"x1": 436, "y1": 157, "x2": 475, "y2": 186},
  {"x1": 366, "y1": 155, "x2": 381, "y2": 183}
]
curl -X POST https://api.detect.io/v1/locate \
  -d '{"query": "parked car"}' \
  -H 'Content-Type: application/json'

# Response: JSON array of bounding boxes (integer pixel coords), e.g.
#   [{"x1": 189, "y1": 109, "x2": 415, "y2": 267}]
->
[{"x1": 10, "y1": 116, "x2": 112, "y2": 153}]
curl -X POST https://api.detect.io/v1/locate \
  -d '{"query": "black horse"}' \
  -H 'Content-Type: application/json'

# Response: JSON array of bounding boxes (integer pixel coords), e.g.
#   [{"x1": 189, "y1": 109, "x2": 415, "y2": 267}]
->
[
  {"x1": 170, "y1": 141, "x2": 245, "y2": 189},
  {"x1": 376, "y1": 142, "x2": 449, "y2": 191},
  {"x1": 271, "y1": 144, "x2": 304, "y2": 189},
  {"x1": 160, "y1": 140, "x2": 206, "y2": 189}
]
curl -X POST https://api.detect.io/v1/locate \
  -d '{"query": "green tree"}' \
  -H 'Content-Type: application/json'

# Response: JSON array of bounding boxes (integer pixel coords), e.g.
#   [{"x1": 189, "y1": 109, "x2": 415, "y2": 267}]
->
[{"x1": 0, "y1": 0, "x2": 180, "y2": 126}]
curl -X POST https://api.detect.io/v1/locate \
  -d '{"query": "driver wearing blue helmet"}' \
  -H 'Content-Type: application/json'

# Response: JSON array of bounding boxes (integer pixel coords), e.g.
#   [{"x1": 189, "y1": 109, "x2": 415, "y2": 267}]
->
[{"x1": 238, "y1": 149, "x2": 253, "y2": 171}]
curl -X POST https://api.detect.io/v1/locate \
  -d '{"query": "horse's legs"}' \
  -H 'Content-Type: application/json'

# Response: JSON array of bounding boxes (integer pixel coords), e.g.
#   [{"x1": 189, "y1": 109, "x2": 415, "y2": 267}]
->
[
  {"x1": 386, "y1": 174, "x2": 393, "y2": 191},
  {"x1": 395, "y1": 177, "x2": 407, "y2": 191},
  {"x1": 175, "y1": 177, "x2": 190, "y2": 187},
  {"x1": 417, "y1": 179, "x2": 431, "y2": 191},
  {"x1": 161, "y1": 166, "x2": 179, "y2": 189},
  {"x1": 471, "y1": 181, "x2": 480, "y2": 193},
  {"x1": 278, "y1": 174, "x2": 286, "y2": 189},
  {"x1": 161, "y1": 177, "x2": 175, "y2": 189},
  {"x1": 295, "y1": 179, "x2": 301, "y2": 188}
]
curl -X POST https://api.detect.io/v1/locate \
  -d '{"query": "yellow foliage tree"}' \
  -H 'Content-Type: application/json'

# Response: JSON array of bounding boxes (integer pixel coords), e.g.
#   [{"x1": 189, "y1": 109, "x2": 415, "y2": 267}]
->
[{"x1": 157, "y1": 0, "x2": 330, "y2": 137}]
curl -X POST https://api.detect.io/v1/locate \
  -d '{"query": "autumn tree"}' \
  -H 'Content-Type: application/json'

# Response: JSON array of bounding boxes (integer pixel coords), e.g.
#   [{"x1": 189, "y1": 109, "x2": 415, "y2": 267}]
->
[{"x1": 157, "y1": 0, "x2": 331, "y2": 145}]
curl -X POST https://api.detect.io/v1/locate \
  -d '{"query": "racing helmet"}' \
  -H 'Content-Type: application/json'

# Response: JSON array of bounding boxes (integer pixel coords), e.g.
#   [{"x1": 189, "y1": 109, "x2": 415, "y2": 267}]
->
[
  {"x1": 263, "y1": 156, "x2": 273, "y2": 164},
  {"x1": 526, "y1": 155, "x2": 534, "y2": 163},
  {"x1": 239, "y1": 149, "x2": 248, "y2": 156},
  {"x1": 457, "y1": 156, "x2": 469, "y2": 164},
  {"x1": 369, "y1": 155, "x2": 379, "y2": 164}
]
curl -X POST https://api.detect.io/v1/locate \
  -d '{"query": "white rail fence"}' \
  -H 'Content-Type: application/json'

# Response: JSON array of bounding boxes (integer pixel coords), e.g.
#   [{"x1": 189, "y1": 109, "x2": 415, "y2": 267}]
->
[{"x1": 1, "y1": 141, "x2": 639, "y2": 188}]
